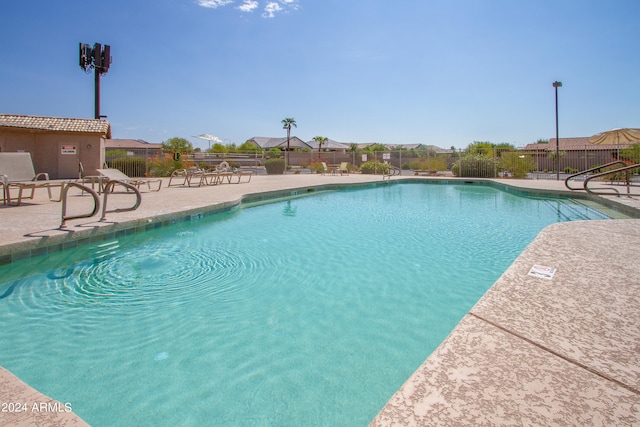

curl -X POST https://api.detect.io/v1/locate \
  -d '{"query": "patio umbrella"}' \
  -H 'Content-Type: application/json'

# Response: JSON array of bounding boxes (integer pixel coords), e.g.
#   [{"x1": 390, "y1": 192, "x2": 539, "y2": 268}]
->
[
  {"x1": 588, "y1": 128, "x2": 640, "y2": 158},
  {"x1": 193, "y1": 133, "x2": 223, "y2": 149}
]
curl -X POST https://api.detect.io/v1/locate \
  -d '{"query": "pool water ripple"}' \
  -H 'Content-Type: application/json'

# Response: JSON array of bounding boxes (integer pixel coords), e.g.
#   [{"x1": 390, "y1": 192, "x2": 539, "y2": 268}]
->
[{"x1": 39, "y1": 242, "x2": 283, "y2": 313}]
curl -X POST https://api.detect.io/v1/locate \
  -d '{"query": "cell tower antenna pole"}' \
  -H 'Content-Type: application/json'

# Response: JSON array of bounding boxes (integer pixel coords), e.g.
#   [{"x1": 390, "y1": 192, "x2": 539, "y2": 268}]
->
[
  {"x1": 95, "y1": 66, "x2": 101, "y2": 119},
  {"x1": 79, "y1": 42, "x2": 111, "y2": 120}
]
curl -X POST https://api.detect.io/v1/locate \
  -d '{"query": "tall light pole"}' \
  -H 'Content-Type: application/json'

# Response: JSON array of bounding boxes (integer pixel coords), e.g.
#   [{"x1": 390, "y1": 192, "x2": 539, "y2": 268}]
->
[{"x1": 553, "y1": 81, "x2": 562, "y2": 180}]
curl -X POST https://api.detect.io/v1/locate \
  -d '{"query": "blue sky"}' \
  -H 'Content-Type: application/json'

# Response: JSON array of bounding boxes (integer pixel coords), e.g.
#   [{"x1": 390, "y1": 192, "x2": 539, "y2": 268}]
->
[{"x1": 1, "y1": 0, "x2": 639, "y2": 150}]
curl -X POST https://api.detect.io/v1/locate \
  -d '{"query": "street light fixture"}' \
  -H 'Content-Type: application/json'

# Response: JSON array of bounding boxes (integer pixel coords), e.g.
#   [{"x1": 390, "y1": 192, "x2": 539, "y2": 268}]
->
[{"x1": 553, "y1": 81, "x2": 562, "y2": 180}]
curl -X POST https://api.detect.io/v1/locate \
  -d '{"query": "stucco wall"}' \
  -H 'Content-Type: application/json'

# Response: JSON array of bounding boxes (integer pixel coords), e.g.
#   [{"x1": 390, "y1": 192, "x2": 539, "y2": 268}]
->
[{"x1": 0, "y1": 129, "x2": 105, "y2": 179}]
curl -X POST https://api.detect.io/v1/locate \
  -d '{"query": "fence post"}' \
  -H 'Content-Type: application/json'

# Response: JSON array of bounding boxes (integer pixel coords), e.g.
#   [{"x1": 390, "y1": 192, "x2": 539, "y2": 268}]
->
[{"x1": 374, "y1": 151, "x2": 377, "y2": 174}]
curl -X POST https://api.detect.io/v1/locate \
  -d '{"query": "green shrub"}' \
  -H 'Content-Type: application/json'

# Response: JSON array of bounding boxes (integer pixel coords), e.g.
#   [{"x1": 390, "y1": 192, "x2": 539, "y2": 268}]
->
[
  {"x1": 360, "y1": 160, "x2": 390, "y2": 175},
  {"x1": 497, "y1": 152, "x2": 536, "y2": 178},
  {"x1": 147, "y1": 154, "x2": 190, "y2": 177},
  {"x1": 265, "y1": 158, "x2": 285, "y2": 174},
  {"x1": 451, "y1": 155, "x2": 498, "y2": 177},
  {"x1": 105, "y1": 149, "x2": 129, "y2": 158},
  {"x1": 406, "y1": 159, "x2": 447, "y2": 171},
  {"x1": 307, "y1": 160, "x2": 325, "y2": 174},
  {"x1": 266, "y1": 148, "x2": 283, "y2": 159}
]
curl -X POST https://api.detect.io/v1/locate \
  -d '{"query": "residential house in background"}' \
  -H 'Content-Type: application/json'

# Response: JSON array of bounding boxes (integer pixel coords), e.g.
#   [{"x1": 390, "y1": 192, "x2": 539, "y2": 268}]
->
[
  {"x1": 524, "y1": 137, "x2": 635, "y2": 171},
  {"x1": 105, "y1": 139, "x2": 163, "y2": 157},
  {"x1": 306, "y1": 138, "x2": 349, "y2": 153},
  {"x1": 246, "y1": 136, "x2": 311, "y2": 151}
]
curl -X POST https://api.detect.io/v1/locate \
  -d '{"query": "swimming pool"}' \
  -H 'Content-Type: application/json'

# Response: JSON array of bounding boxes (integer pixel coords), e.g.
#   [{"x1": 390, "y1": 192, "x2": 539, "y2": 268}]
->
[{"x1": 0, "y1": 182, "x2": 614, "y2": 426}]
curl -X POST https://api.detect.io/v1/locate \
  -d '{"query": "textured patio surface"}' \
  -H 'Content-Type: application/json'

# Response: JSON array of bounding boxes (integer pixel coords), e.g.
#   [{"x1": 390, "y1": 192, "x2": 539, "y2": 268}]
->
[
  {"x1": 370, "y1": 219, "x2": 640, "y2": 426},
  {"x1": 0, "y1": 174, "x2": 638, "y2": 426}
]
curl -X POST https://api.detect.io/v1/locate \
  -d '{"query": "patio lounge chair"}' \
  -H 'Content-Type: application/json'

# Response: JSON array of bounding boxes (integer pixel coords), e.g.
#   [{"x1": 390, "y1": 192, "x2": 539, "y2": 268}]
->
[
  {"x1": 209, "y1": 161, "x2": 253, "y2": 184},
  {"x1": 230, "y1": 168, "x2": 253, "y2": 183},
  {"x1": 0, "y1": 152, "x2": 64, "y2": 205},
  {"x1": 168, "y1": 167, "x2": 208, "y2": 187},
  {"x1": 96, "y1": 168, "x2": 162, "y2": 191}
]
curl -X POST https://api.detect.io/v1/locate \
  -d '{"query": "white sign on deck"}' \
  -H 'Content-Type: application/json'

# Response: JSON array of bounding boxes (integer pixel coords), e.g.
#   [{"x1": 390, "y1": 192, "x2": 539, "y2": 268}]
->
[{"x1": 528, "y1": 264, "x2": 557, "y2": 280}]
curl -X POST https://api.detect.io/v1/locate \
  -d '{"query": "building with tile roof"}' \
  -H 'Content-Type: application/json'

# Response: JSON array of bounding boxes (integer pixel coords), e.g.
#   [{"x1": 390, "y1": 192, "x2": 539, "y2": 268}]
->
[
  {"x1": 0, "y1": 114, "x2": 111, "y2": 179},
  {"x1": 246, "y1": 136, "x2": 311, "y2": 150},
  {"x1": 306, "y1": 138, "x2": 349, "y2": 153},
  {"x1": 524, "y1": 136, "x2": 638, "y2": 172},
  {"x1": 524, "y1": 137, "x2": 633, "y2": 152},
  {"x1": 0, "y1": 114, "x2": 111, "y2": 136},
  {"x1": 106, "y1": 139, "x2": 162, "y2": 151}
]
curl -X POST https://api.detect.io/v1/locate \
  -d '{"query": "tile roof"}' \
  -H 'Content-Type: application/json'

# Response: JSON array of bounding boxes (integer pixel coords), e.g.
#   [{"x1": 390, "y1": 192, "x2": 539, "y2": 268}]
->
[
  {"x1": 524, "y1": 137, "x2": 634, "y2": 151},
  {"x1": 0, "y1": 114, "x2": 111, "y2": 137},
  {"x1": 248, "y1": 136, "x2": 310, "y2": 149},
  {"x1": 106, "y1": 139, "x2": 162, "y2": 149},
  {"x1": 306, "y1": 138, "x2": 349, "y2": 150},
  {"x1": 249, "y1": 137, "x2": 285, "y2": 148}
]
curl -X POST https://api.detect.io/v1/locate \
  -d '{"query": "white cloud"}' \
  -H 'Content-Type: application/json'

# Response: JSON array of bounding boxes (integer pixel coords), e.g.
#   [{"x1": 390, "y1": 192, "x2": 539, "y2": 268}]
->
[
  {"x1": 198, "y1": 0, "x2": 234, "y2": 8},
  {"x1": 198, "y1": 0, "x2": 299, "y2": 18},
  {"x1": 262, "y1": 2, "x2": 283, "y2": 18},
  {"x1": 237, "y1": 0, "x2": 258, "y2": 12},
  {"x1": 262, "y1": 0, "x2": 298, "y2": 18}
]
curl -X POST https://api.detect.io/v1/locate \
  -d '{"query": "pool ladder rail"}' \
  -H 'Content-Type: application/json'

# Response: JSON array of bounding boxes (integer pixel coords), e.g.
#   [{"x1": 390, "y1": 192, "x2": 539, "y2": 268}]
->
[
  {"x1": 565, "y1": 160, "x2": 640, "y2": 197},
  {"x1": 383, "y1": 165, "x2": 401, "y2": 180},
  {"x1": 60, "y1": 180, "x2": 142, "y2": 228}
]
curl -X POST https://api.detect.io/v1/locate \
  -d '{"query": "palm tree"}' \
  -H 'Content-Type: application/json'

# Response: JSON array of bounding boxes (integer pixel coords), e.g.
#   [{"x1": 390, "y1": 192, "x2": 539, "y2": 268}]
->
[
  {"x1": 281, "y1": 117, "x2": 297, "y2": 169},
  {"x1": 313, "y1": 136, "x2": 327, "y2": 159}
]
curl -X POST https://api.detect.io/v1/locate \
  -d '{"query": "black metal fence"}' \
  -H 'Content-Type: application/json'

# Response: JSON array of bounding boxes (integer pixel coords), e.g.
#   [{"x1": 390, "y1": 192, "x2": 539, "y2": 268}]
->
[{"x1": 106, "y1": 146, "x2": 634, "y2": 180}]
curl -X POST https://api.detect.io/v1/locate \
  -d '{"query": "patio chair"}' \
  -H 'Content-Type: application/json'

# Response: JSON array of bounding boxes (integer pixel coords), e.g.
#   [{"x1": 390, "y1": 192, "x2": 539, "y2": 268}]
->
[
  {"x1": 168, "y1": 167, "x2": 208, "y2": 187},
  {"x1": 76, "y1": 162, "x2": 109, "y2": 193},
  {"x1": 0, "y1": 174, "x2": 6, "y2": 205},
  {"x1": 0, "y1": 152, "x2": 64, "y2": 205},
  {"x1": 338, "y1": 162, "x2": 349, "y2": 175},
  {"x1": 190, "y1": 168, "x2": 220, "y2": 187},
  {"x1": 212, "y1": 161, "x2": 233, "y2": 182},
  {"x1": 168, "y1": 169, "x2": 188, "y2": 186},
  {"x1": 96, "y1": 168, "x2": 162, "y2": 191},
  {"x1": 321, "y1": 162, "x2": 331, "y2": 175},
  {"x1": 209, "y1": 161, "x2": 252, "y2": 184}
]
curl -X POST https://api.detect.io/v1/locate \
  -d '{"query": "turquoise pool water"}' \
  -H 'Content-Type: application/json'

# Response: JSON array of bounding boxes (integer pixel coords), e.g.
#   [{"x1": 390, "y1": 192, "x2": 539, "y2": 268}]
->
[{"x1": 0, "y1": 182, "x2": 611, "y2": 426}]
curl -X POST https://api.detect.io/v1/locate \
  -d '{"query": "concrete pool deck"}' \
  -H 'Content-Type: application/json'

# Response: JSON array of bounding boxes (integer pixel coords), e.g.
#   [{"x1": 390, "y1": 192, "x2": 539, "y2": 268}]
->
[{"x1": 0, "y1": 174, "x2": 639, "y2": 426}]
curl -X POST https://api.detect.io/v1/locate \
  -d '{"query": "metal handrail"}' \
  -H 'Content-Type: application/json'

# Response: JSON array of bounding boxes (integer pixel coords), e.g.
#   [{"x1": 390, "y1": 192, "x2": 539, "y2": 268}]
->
[
  {"x1": 60, "y1": 182, "x2": 101, "y2": 228},
  {"x1": 564, "y1": 161, "x2": 628, "y2": 190},
  {"x1": 584, "y1": 163, "x2": 640, "y2": 197},
  {"x1": 101, "y1": 180, "x2": 142, "y2": 221},
  {"x1": 383, "y1": 166, "x2": 401, "y2": 180}
]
